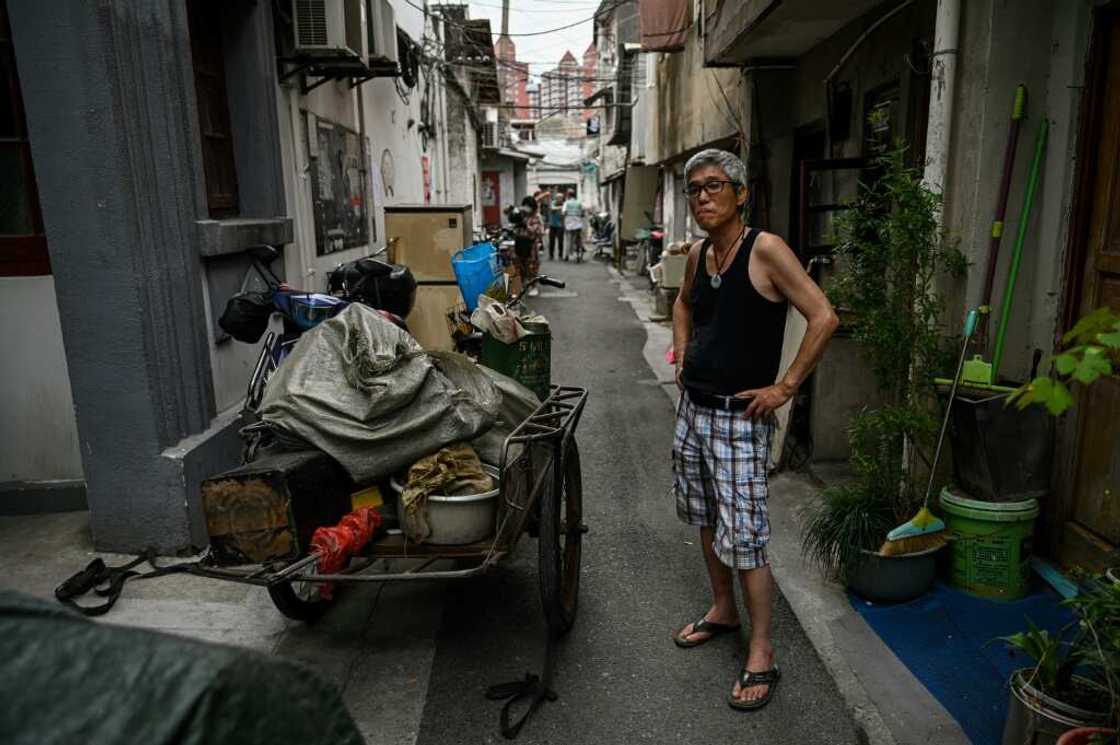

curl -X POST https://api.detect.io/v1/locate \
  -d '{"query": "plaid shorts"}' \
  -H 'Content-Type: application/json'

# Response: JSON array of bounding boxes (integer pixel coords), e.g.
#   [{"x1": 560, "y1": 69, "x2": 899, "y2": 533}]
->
[{"x1": 671, "y1": 393, "x2": 775, "y2": 570}]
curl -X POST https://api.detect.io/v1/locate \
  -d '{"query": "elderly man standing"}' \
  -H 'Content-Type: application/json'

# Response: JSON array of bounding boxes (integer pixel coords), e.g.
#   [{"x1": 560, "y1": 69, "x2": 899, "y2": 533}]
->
[{"x1": 671, "y1": 149, "x2": 838, "y2": 711}]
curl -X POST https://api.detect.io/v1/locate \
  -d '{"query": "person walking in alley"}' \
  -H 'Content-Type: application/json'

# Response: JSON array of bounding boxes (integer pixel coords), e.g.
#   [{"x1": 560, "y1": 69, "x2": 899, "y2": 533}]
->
[
  {"x1": 670, "y1": 149, "x2": 839, "y2": 711},
  {"x1": 521, "y1": 196, "x2": 544, "y2": 296},
  {"x1": 562, "y1": 189, "x2": 584, "y2": 261},
  {"x1": 548, "y1": 193, "x2": 565, "y2": 261}
]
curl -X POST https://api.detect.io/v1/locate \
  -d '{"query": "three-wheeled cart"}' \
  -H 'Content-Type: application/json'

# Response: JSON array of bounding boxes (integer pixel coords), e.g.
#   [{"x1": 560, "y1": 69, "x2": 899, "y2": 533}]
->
[{"x1": 191, "y1": 386, "x2": 588, "y2": 634}]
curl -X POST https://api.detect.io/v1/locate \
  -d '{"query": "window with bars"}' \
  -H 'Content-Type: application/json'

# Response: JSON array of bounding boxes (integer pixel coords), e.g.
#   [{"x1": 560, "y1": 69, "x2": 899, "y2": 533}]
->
[{"x1": 0, "y1": 0, "x2": 49, "y2": 276}]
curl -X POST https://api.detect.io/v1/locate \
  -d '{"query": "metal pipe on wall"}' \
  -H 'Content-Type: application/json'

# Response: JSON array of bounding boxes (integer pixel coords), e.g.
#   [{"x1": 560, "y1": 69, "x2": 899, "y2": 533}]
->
[{"x1": 922, "y1": 0, "x2": 961, "y2": 198}]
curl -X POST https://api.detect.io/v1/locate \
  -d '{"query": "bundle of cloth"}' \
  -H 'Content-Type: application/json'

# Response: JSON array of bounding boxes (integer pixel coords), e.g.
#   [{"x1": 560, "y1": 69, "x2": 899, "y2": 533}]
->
[{"x1": 399, "y1": 443, "x2": 494, "y2": 542}]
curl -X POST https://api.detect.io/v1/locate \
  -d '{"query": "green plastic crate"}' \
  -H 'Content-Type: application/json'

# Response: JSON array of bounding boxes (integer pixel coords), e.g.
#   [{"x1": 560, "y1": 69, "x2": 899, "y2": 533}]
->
[{"x1": 480, "y1": 329, "x2": 551, "y2": 401}]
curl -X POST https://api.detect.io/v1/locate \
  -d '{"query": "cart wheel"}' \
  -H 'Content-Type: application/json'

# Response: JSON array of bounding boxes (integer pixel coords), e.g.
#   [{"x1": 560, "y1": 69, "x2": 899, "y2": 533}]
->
[
  {"x1": 268, "y1": 558, "x2": 332, "y2": 622},
  {"x1": 539, "y1": 439, "x2": 583, "y2": 635}
]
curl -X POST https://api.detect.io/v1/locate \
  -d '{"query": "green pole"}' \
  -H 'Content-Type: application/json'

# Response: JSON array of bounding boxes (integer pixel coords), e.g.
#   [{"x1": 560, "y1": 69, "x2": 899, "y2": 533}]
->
[{"x1": 991, "y1": 118, "x2": 1049, "y2": 381}]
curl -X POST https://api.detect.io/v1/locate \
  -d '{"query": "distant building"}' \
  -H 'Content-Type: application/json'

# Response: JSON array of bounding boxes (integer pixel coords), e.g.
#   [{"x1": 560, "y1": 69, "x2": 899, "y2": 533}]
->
[
  {"x1": 494, "y1": 33, "x2": 529, "y2": 119},
  {"x1": 541, "y1": 50, "x2": 582, "y2": 120},
  {"x1": 527, "y1": 82, "x2": 541, "y2": 119},
  {"x1": 581, "y1": 42, "x2": 598, "y2": 122}
]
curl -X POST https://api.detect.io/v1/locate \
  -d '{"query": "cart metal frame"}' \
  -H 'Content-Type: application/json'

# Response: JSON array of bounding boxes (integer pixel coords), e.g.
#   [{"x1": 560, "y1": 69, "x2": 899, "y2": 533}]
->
[{"x1": 190, "y1": 386, "x2": 587, "y2": 599}]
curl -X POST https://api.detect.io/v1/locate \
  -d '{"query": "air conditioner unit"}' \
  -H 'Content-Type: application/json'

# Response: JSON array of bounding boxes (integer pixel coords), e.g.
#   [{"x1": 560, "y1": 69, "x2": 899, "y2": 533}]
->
[
  {"x1": 366, "y1": 0, "x2": 400, "y2": 68},
  {"x1": 483, "y1": 122, "x2": 498, "y2": 148},
  {"x1": 293, "y1": 0, "x2": 368, "y2": 62}
]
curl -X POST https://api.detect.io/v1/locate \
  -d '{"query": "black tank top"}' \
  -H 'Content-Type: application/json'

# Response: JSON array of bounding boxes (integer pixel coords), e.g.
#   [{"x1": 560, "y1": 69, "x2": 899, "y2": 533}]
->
[{"x1": 681, "y1": 229, "x2": 788, "y2": 395}]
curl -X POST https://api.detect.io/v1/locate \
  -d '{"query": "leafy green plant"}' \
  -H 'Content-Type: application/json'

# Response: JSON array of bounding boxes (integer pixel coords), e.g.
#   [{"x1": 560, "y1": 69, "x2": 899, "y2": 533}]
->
[
  {"x1": 1002, "y1": 577, "x2": 1120, "y2": 733},
  {"x1": 1064, "y1": 578, "x2": 1120, "y2": 729},
  {"x1": 801, "y1": 146, "x2": 966, "y2": 576},
  {"x1": 1010, "y1": 307, "x2": 1120, "y2": 414},
  {"x1": 1002, "y1": 620, "x2": 1087, "y2": 694}
]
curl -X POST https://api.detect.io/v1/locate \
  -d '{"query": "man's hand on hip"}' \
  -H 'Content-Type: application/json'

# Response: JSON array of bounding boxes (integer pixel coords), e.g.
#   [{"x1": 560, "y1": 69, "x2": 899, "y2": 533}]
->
[{"x1": 735, "y1": 382, "x2": 795, "y2": 419}]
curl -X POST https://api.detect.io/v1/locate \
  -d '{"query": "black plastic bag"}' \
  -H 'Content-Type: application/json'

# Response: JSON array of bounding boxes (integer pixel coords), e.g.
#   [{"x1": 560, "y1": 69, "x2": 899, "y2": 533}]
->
[
  {"x1": 327, "y1": 258, "x2": 416, "y2": 318},
  {"x1": 219, "y1": 291, "x2": 274, "y2": 343}
]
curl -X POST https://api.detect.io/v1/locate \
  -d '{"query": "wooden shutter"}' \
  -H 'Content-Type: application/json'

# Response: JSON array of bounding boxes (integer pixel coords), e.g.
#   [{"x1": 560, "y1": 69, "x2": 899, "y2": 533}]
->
[{"x1": 186, "y1": 0, "x2": 239, "y2": 218}]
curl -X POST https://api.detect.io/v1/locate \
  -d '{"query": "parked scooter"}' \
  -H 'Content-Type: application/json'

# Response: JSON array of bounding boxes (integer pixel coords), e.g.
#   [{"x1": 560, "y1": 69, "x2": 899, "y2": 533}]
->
[
  {"x1": 589, "y1": 211, "x2": 614, "y2": 262},
  {"x1": 219, "y1": 244, "x2": 416, "y2": 413}
]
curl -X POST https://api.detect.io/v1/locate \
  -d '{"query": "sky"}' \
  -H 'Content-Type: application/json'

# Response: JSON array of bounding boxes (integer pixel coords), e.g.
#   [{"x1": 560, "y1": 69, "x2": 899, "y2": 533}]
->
[{"x1": 466, "y1": 0, "x2": 600, "y2": 80}]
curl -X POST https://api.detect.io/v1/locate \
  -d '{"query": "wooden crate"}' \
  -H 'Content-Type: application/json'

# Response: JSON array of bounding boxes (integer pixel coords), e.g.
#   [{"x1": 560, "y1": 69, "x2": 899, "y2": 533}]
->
[{"x1": 201, "y1": 450, "x2": 354, "y2": 566}]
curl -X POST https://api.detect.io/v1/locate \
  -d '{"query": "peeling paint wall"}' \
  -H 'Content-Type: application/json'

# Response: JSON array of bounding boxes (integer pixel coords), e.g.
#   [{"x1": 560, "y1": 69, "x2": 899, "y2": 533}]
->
[{"x1": 651, "y1": 9, "x2": 742, "y2": 165}]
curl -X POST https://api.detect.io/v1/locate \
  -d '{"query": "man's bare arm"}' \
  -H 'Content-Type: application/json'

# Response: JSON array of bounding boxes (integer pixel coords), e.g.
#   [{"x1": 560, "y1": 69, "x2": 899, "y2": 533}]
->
[
  {"x1": 671, "y1": 243, "x2": 702, "y2": 387},
  {"x1": 738, "y1": 233, "x2": 839, "y2": 417}
]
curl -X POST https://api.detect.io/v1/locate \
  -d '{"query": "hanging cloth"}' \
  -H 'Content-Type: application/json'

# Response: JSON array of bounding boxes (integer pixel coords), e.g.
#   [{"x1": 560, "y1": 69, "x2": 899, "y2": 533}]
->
[{"x1": 639, "y1": 0, "x2": 691, "y2": 52}]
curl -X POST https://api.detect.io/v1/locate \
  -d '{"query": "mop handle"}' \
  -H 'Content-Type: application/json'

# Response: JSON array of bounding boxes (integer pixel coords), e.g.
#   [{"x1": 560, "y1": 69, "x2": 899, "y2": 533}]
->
[
  {"x1": 924, "y1": 309, "x2": 978, "y2": 507},
  {"x1": 992, "y1": 119, "x2": 1049, "y2": 380}
]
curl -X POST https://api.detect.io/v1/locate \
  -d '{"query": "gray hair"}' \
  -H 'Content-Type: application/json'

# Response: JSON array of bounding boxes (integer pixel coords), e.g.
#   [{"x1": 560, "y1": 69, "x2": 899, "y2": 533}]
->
[{"x1": 684, "y1": 149, "x2": 747, "y2": 187}]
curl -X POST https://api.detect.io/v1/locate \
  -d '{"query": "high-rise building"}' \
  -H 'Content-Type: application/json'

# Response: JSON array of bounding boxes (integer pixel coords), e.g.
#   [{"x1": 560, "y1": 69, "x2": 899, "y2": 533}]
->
[
  {"x1": 581, "y1": 43, "x2": 598, "y2": 122},
  {"x1": 493, "y1": 1, "x2": 529, "y2": 118},
  {"x1": 540, "y1": 50, "x2": 582, "y2": 120},
  {"x1": 527, "y1": 82, "x2": 541, "y2": 120}
]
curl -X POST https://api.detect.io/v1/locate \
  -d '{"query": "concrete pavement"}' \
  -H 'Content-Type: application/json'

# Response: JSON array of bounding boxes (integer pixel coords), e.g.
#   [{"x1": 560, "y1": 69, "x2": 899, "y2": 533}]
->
[
  {"x1": 0, "y1": 257, "x2": 962, "y2": 744},
  {"x1": 412, "y1": 257, "x2": 859, "y2": 744},
  {"x1": 609, "y1": 264, "x2": 971, "y2": 745}
]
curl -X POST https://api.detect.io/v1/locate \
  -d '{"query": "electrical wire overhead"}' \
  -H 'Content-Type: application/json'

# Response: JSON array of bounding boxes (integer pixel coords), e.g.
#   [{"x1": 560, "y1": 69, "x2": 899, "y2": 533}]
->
[{"x1": 404, "y1": 0, "x2": 626, "y2": 37}]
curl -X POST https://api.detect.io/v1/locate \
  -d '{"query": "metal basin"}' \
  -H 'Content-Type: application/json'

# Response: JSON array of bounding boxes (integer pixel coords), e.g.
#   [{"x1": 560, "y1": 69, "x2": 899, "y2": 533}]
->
[{"x1": 390, "y1": 465, "x2": 500, "y2": 545}]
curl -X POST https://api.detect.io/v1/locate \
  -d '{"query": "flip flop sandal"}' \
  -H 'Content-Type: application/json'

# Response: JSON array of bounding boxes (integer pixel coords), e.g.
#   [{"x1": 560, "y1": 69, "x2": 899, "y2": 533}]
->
[
  {"x1": 728, "y1": 666, "x2": 781, "y2": 711},
  {"x1": 673, "y1": 616, "x2": 741, "y2": 648}
]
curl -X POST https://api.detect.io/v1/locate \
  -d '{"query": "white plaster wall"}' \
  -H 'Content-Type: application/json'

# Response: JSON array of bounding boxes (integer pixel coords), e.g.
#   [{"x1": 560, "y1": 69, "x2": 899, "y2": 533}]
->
[
  {"x1": 944, "y1": 0, "x2": 1092, "y2": 382},
  {"x1": 0, "y1": 276, "x2": 83, "y2": 482},
  {"x1": 276, "y1": 79, "x2": 370, "y2": 292},
  {"x1": 200, "y1": 269, "x2": 282, "y2": 414}
]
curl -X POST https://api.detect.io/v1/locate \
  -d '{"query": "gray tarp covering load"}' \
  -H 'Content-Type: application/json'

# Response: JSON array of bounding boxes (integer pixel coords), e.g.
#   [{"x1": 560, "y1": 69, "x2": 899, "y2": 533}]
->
[
  {"x1": 0, "y1": 591, "x2": 364, "y2": 745},
  {"x1": 471, "y1": 365, "x2": 542, "y2": 466},
  {"x1": 258, "y1": 304, "x2": 501, "y2": 483}
]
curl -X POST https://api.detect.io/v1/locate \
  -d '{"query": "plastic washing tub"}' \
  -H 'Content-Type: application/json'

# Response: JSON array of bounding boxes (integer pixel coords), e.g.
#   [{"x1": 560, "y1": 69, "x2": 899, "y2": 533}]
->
[
  {"x1": 941, "y1": 486, "x2": 1039, "y2": 601},
  {"x1": 390, "y1": 465, "x2": 499, "y2": 545}
]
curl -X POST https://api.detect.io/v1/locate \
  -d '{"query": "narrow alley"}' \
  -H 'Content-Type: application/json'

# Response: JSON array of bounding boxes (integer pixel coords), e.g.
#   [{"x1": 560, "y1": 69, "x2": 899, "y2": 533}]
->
[
  {"x1": 2, "y1": 1, "x2": 1118, "y2": 744},
  {"x1": 410, "y1": 258, "x2": 860, "y2": 744},
  {"x1": 0, "y1": 258, "x2": 862, "y2": 744}
]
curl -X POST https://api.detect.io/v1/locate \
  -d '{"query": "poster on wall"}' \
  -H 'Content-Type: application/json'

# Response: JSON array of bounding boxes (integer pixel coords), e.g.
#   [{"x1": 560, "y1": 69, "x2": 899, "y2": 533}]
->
[
  {"x1": 481, "y1": 171, "x2": 501, "y2": 228},
  {"x1": 308, "y1": 117, "x2": 369, "y2": 256}
]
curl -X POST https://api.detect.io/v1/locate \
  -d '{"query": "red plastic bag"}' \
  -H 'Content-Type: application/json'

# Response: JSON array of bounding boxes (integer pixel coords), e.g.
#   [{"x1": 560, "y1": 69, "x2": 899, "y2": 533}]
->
[{"x1": 310, "y1": 507, "x2": 383, "y2": 599}]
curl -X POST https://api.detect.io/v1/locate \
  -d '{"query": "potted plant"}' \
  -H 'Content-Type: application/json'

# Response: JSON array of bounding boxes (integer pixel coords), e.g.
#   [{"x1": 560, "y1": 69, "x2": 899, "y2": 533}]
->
[
  {"x1": 1001, "y1": 577, "x2": 1119, "y2": 745},
  {"x1": 1010, "y1": 306, "x2": 1119, "y2": 416},
  {"x1": 800, "y1": 146, "x2": 967, "y2": 601}
]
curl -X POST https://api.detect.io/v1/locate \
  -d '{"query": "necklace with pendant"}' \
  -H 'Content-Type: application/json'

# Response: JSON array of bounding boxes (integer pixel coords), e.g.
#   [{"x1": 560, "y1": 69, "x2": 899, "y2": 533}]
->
[{"x1": 710, "y1": 227, "x2": 746, "y2": 289}]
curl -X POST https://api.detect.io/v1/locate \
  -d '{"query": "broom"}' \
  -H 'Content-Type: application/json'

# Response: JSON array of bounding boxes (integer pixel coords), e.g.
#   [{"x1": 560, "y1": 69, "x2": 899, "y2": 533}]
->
[{"x1": 880, "y1": 309, "x2": 978, "y2": 557}]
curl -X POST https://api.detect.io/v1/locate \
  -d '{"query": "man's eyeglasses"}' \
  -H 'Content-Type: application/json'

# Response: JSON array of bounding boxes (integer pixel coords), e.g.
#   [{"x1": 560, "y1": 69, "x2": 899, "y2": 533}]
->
[{"x1": 683, "y1": 180, "x2": 741, "y2": 198}]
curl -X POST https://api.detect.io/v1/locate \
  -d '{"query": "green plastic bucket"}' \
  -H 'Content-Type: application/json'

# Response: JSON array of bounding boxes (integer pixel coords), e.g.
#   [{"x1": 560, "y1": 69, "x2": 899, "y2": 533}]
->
[
  {"x1": 941, "y1": 486, "x2": 1039, "y2": 601},
  {"x1": 480, "y1": 328, "x2": 551, "y2": 402}
]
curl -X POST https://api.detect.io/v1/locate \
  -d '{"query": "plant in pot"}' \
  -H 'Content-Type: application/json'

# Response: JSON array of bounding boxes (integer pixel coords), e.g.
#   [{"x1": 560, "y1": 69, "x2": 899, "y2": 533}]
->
[
  {"x1": 800, "y1": 146, "x2": 966, "y2": 601},
  {"x1": 1002, "y1": 576, "x2": 1119, "y2": 745},
  {"x1": 1010, "y1": 306, "x2": 1119, "y2": 416}
]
